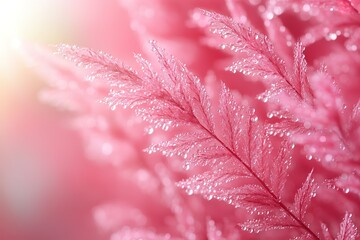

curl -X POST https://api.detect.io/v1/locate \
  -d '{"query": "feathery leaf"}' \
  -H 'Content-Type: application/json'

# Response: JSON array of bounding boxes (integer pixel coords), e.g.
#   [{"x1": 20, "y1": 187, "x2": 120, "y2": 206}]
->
[
  {"x1": 336, "y1": 213, "x2": 358, "y2": 240},
  {"x1": 57, "y1": 41, "x2": 320, "y2": 238},
  {"x1": 293, "y1": 170, "x2": 317, "y2": 221}
]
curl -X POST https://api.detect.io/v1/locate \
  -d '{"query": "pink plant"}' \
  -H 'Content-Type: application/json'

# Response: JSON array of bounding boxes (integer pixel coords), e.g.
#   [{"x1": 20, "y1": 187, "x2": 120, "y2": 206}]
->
[{"x1": 27, "y1": 0, "x2": 360, "y2": 239}]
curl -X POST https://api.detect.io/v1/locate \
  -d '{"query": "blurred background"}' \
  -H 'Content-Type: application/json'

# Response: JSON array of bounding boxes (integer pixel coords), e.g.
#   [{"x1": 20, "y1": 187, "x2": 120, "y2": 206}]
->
[{"x1": 0, "y1": 0, "x2": 140, "y2": 239}]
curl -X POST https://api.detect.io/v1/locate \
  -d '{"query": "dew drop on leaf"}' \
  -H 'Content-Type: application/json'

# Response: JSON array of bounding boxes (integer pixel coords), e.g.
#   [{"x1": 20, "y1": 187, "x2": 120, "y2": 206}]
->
[
  {"x1": 346, "y1": 44, "x2": 358, "y2": 52},
  {"x1": 251, "y1": 116, "x2": 259, "y2": 122},
  {"x1": 326, "y1": 33, "x2": 337, "y2": 41},
  {"x1": 184, "y1": 163, "x2": 190, "y2": 171},
  {"x1": 186, "y1": 189, "x2": 194, "y2": 195},
  {"x1": 325, "y1": 154, "x2": 333, "y2": 162},
  {"x1": 147, "y1": 128, "x2": 154, "y2": 134},
  {"x1": 303, "y1": 122, "x2": 311, "y2": 129}
]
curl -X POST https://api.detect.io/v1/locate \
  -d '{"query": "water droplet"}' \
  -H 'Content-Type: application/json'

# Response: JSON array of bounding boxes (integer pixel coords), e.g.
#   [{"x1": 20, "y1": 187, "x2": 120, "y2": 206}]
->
[
  {"x1": 302, "y1": 4, "x2": 310, "y2": 12},
  {"x1": 303, "y1": 121, "x2": 311, "y2": 129},
  {"x1": 346, "y1": 44, "x2": 358, "y2": 52},
  {"x1": 327, "y1": 33, "x2": 337, "y2": 41},
  {"x1": 325, "y1": 154, "x2": 333, "y2": 162},
  {"x1": 186, "y1": 189, "x2": 194, "y2": 195},
  {"x1": 251, "y1": 116, "x2": 259, "y2": 122},
  {"x1": 273, "y1": 6, "x2": 284, "y2": 15},
  {"x1": 162, "y1": 125, "x2": 169, "y2": 131},
  {"x1": 266, "y1": 12, "x2": 274, "y2": 20},
  {"x1": 184, "y1": 163, "x2": 190, "y2": 170}
]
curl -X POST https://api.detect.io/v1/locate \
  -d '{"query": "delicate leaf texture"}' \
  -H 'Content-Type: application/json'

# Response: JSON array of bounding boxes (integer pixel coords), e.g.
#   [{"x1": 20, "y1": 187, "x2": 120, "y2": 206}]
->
[
  {"x1": 321, "y1": 223, "x2": 335, "y2": 240},
  {"x1": 334, "y1": 172, "x2": 360, "y2": 197},
  {"x1": 300, "y1": 0, "x2": 358, "y2": 14},
  {"x1": 201, "y1": 9, "x2": 360, "y2": 197},
  {"x1": 293, "y1": 170, "x2": 317, "y2": 221},
  {"x1": 57, "y1": 42, "x2": 322, "y2": 238},
  {"x1": 240, "y1": 216, "x2": 298, "y2": 233},
  {"x1": 292, "y1": 42, "x2": 313, "y2": 103},
  {"x1": 203, "y1": 10, "x2": 313, "y2": 103},
  {"x1": 336, "y1": 213, "x2": 358, "y2": 240},
  {"x1": 202, "y1": 10, "x2": 307, "y2": 101}
]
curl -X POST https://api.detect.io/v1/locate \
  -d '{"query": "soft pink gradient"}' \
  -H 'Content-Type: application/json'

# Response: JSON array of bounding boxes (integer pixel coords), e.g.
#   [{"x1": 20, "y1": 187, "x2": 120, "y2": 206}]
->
[
  {"x1": 2, "y1": 0, "x2": 360, "y2": 239},
  {"x1": 0, "y1": 0, "x2": 139, "y2": 239}
]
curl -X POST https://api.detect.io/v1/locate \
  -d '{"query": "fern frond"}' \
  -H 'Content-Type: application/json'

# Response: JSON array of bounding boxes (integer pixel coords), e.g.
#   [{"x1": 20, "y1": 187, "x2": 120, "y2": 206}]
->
[
  {"x1": 202, "y1": 10, "x2": 306, "y2": 101},
  {"x1": 201, "y1": 10, "x2": 360, "y2": 192},
  {"x1": 57, "y1": 42, "x2": 322, "y2": 238}
]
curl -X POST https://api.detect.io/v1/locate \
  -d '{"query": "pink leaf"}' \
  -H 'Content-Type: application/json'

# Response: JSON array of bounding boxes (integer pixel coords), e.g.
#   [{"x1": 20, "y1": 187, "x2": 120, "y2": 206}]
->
[
  {"x1": 240, "y1": 216, "x2": 298, "y2": 233},
  {"x1": 149, "y1": 41, "x2": 215, "y2": 132},
  {"x1": 202, "y1": 10, "x2": 289, "y2": 82},
  {"x1": 57, "y1": 42, "x2": 320, "y2": 238},
  {"x1": 334, "y1": 173, "x2": 360, "y2": 197},
  {"x1": 321, "y1": 223, "x2": 335, "y2": 240},
  {"x1": 293, "y1": 170, "x2": 317, "y2": 221},
  {"x1": 292, "y1": 42, "x2": 313, "y2": 103},
  {"x1": 218, "y1": 81, "x2": 254, "y2": 156},
  {"x1": 336, "y1": 213, "x2": 358, "y2": 240}
]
